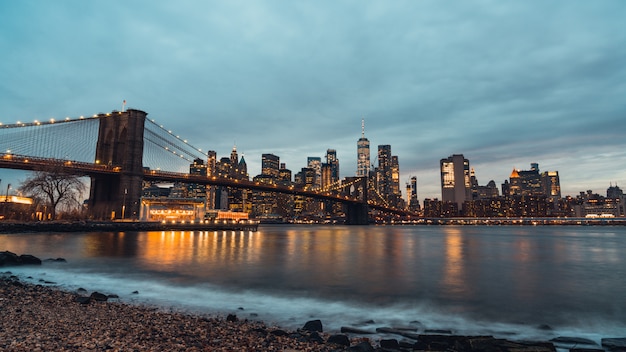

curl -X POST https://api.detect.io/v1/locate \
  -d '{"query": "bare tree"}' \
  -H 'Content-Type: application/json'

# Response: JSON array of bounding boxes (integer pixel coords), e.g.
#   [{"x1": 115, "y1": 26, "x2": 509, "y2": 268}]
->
[{"x1": 20, "y1": 168, "x2": 87, "y2": 220}]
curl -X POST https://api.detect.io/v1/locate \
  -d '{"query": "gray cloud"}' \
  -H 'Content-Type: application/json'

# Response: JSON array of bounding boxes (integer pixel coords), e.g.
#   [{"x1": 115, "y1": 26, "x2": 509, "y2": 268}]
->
[{"x1": 1, "y1": 0, "x2": 625, "y2": 199}]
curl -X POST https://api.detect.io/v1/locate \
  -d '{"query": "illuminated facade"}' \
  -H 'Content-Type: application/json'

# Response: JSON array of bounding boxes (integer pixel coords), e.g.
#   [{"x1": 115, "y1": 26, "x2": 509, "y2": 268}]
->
[
  {"x1": 407, "y1": 176, "x2": 420, "y2": 212},
  {"x1": 325, "y1": 149, "x2": 339, "y2": 185},
  {"x1": 356, "y1": 119, "x2": 370, "y2": 177},
  {"x1": 440, "y1": 154, "x2": 471, "y2": 211},
  {"x1": 377, "y1": 145, "x2": 392, "y2": 200},
  {"x1": 307, "y1": 157, "x2": 322, "y2": 189},
  {"x1": 187, "y1": 158, "x2": 207, "y2": 199},
  {"x1": 206, "y1": 150, "x2": 217, "y2": 209},
  {"x1": 262, "y1": 154, "x2": 280, "y2": 178},
  {"x1": 541, "y1": 170, "x2": 561, "y2": 201}
]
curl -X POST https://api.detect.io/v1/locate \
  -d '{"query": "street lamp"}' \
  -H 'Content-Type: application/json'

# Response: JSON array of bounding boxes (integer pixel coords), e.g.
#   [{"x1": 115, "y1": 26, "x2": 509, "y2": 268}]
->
[{"x1": 122, "y1": 188, "x2": 127, "y2": 219}]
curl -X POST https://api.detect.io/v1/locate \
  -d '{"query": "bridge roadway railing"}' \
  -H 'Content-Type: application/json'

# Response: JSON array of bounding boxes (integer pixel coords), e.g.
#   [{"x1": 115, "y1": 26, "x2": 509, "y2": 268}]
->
[
  {"x1": 144, "y1": 169, "x2": 364, "y2": 204},
  {"x1": 0, "y1": 153, "x2": 416, "y2": 217},
  {"x1": 145, "y1": 170, "x2": 417, "y2": 217},
  {"x1": 0, "y1": 153, "x2": 121, "y2": 175}
]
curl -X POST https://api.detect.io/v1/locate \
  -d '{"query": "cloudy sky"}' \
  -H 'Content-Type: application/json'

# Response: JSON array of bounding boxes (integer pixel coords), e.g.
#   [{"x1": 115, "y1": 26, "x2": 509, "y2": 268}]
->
[{"x1": 1, "y1": 1, "x2": 625, "y2": 200}]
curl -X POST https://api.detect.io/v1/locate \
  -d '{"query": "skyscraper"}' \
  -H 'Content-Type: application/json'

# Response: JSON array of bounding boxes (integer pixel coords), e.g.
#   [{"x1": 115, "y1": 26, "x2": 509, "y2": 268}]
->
[
  {"x1": 326, "y1": 149, "x2": 339, "y2": 183},
  {"x1": 541, "y1": 170, "x2": 561, "y2": 201},
  {"x1": 357, "y1": 119, "x2": 370, "y2": 177},
  {"x1": 261, "y1": 153, "x2": 280, "y2": 179},
  {"x1": 407, "y1": 176, "x2": 419, "y2": 212},
  {"x1": 307, "y1": 157, "x2": 322, "y2": 189},
  {"x1": 206, "y1": 150, "x2": 217, "y2": 209},
  {"x1": 377, "y1": 145, "x2": 392, "y2": 201},
  {"x1": 188, "y1": 157, "x2": 207, "y2": 197},
  {"x1": 440, "y1": 154, "x2": 471, "y2": 210}
]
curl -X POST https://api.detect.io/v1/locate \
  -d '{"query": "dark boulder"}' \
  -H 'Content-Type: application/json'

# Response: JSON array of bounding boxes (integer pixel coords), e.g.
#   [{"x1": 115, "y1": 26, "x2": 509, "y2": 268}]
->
[
  {"x1": 90, "y1": 292, "x2": 108, "y2": 302},
  {"x1": 226, "y1": 314, "x2": 238, "y2": 322},
  {"x1": 270, "y1": 329, "x2": 288, "y2": 336},
  {"x1": 380, "y1": 338, "x2": 400, "y2": 350},
  {"x1": 0, "y1": 251, "x2": 20, "y2": 266},
  {"x1": 348, "y1": 341, "x2": 375, "y2": 351},
  {"x1": 602, "y1": 338, "x2": 626, "y2": 351},
  {"x1": 74, "y1": 296, "x2": 91, "y2": 304},
  {"x1": 302, "y1": 319, "x2": 323, "y2": 332},
  {"x1": 308, "y1": 331, "x2": 325, "y2": 343},
  {"x1": 19, "y1": 254, "x2": 42, "y2": 265},
  {"x1": 327, "y1": 334, "x2": 351, "y2": 347},
  {"x1": 0, "y1": 251, "x2": 42, "y2": 266},
  {"x1": 341, "y1": 326, "x2": 374, "y2": 334},
  {"x1": 424, "y1": 329, "x2": 453, "y2": 334},
  {"x1": 551, "y1": 336, "x2": 597, "y2": 346},
  {"x1": 44, "y1": 258, "x2": 67, "y2": 263}
]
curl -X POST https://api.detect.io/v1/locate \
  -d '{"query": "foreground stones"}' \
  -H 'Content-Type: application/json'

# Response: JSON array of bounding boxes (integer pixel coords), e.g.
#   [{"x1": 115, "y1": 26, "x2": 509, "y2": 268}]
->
[{"x1": 1, "y1": 275, "x2": 623, "y2": 351}]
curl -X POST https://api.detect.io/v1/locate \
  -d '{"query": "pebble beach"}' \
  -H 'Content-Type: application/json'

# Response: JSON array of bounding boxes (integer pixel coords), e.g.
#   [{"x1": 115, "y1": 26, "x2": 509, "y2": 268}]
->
[{"x1": 0, "y1": 276, "x2": 336, "y2": 351}]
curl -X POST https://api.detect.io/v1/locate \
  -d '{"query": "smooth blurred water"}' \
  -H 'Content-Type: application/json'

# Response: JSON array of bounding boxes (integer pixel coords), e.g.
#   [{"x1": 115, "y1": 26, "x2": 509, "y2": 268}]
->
[{"x1": 2, "y1": 225, "x2": 625, "y2": 343}]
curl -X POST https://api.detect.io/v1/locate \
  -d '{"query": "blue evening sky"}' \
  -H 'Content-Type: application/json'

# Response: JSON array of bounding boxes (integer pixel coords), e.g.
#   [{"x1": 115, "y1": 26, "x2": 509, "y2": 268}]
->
[{"x1": 1, "y1": 1, "x2": 625, "y2": 199}]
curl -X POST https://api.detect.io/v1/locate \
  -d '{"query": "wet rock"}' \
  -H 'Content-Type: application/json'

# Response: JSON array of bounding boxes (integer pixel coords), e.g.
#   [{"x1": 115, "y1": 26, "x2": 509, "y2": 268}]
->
[
  {"x1": 0, "y1": 251, "x2": 20, "y2": 265},
  {"x1": 302, "y1": 319, "x2": 323, "y2": 332},
  {"x1": 0, "y1": 251, "x2": 42, "y2": 266},
  {"x1": 380, "y1": 338, "x2": 400, "y2": 350},
  {"x1": 341, "y1": 326, "x2": 374, "y2": 334},
  {"x1": 327, "y1": 334, "x2": 350, "y2": 346},
  {"x1": 74, "y1": 296, "x2": 91, "y2": 304},
  {"x1": 308, "y1": 331, "x2": 324, "y2": 343},
  {"x1": 270, "y1": 329, "x2": 288, "y2": 336},
  {"x1": 19, "y1": 254, "x2": 42, "y2": 265},
  {"x1": 90, "y1": 292, "x2": 108, "y2": 302},
  {"x1": 107, "y1": 294, "x2": 119, "y2": 299},
  {"x1": 602, "y1": 338, "x2": 626, "y2": 351},
  {"x1": 131, "y1": 290, "x2": 139, "y2": 294},
  {"x1": 226, "y1": 314, "x2": 238, "y2": 322},
  {"x1": 348, "y1": 341, "x2": 375, "y2": 351},
  {"x1": 424, "y1": 328, "x2": 452, "y2": 334},
  {"x1": 550, "y1": 336, "x2": 597, "y2": 346},
  {"x1": 44, "y1": 258, "x2": 67, "y2": 262},
  {"x1": 376, "y1": 326, "x2": 420, "y2": 340}
]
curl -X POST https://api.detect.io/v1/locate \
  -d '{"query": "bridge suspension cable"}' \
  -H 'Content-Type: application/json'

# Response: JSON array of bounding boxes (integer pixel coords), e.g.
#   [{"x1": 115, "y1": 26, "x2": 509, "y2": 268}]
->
[
  {"x1": 0, "y1": 117, "x2": 99, "y2": 162},
  {"x1": 142, "y1": 118, "x2": 208, "y2": 172}
]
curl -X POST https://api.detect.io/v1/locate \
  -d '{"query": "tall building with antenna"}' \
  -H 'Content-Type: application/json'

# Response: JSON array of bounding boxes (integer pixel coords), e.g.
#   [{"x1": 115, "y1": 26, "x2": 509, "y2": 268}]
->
[{"x1": 357, "y1": 119, "x2": 370, "y2": 177}]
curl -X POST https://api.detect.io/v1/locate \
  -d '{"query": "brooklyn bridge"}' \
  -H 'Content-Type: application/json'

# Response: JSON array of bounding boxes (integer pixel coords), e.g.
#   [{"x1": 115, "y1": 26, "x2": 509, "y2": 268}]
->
[{"x1": 0, "y1": 109, "x2": 416, "y2": 225}]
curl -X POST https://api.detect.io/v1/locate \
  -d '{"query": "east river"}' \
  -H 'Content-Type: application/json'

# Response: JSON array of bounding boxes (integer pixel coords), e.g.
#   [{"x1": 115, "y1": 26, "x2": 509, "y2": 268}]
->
[{"x1": 2, "y1": 225, "x2": 625, "y2": 343}]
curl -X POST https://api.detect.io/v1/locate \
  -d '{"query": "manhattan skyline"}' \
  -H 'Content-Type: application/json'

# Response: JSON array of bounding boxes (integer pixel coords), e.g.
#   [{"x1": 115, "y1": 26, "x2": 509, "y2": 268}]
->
[{"x1": 1, "y1": 1, "x2": 625, "y2": 199}]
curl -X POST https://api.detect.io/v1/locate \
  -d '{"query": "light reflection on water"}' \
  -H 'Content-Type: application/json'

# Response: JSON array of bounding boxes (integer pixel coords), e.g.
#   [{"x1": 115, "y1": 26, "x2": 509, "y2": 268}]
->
[{"x1": 1, "y1": 225, "x2": 626, "y2": 334}]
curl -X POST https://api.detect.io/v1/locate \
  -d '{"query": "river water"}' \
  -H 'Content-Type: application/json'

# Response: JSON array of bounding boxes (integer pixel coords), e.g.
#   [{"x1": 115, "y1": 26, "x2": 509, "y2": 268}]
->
[{"x1": 2, "y1": 225, "x2": 625, "y2": 344}]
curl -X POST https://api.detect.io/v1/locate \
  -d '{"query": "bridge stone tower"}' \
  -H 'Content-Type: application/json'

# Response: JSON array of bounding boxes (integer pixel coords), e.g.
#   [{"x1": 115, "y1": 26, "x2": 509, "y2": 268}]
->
[
  {"x1": 88, "y1": 109, "x2": 146, "y2": 220},
  {"x1": 344, "y1": 176, "x2": 369, "y2": 225}
]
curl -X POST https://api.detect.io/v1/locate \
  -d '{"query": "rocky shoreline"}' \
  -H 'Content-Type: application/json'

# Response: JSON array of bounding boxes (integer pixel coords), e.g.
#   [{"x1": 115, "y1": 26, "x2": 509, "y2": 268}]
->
[
  {"x1": 1, "y1": 252, "x2": 625, "y2": 351},
  {"x1": 0, "y1": 220, "x2": 258, "y2": 234}
]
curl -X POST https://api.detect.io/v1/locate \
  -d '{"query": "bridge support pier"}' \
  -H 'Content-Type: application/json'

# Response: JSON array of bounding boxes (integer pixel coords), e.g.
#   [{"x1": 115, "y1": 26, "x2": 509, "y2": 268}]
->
[
  {"x1": 345, "y1": 203, "x2": 369, "y2": 225},
  {"x1": 88, "y1": 109, "x2": 146, "y2": 220}
]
